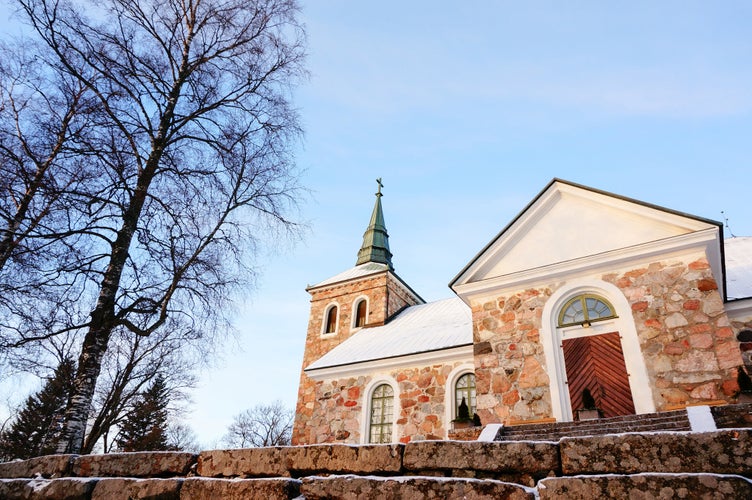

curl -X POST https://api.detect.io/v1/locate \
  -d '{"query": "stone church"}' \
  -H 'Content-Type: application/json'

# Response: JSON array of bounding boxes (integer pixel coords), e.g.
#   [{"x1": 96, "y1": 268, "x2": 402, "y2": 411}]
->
[{"x1": 291, "y1": 179, "x2": 752, "y2": 445}]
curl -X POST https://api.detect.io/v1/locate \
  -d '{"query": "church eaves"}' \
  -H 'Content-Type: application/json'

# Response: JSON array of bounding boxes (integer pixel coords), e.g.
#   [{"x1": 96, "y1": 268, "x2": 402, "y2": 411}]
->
[{"x1": 356, "y1": 178, "x2": 393, "y2": 269}]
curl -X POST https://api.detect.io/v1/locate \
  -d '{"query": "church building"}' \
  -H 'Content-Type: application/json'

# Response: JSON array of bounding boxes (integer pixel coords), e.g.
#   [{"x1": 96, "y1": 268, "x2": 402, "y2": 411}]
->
[{"x1": 291, "y1": 179, "x2": 752, "y2": 445}]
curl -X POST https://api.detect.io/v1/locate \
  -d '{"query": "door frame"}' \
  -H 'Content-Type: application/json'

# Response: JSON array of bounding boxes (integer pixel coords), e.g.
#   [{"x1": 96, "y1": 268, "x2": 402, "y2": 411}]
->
[{"x1": 541, "y1": 279, "x2": 655, "y2": 421}]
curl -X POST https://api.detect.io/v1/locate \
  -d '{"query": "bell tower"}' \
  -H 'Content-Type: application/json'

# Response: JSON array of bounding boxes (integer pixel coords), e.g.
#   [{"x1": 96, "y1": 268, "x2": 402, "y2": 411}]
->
[{"x1": 291, "y1": 179, "x2": 423, "y2": 444}]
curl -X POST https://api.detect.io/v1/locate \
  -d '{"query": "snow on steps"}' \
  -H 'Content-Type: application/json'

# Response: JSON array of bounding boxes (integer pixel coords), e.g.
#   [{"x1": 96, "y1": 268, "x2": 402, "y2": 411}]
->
[
  {"x1": 496, "y1": 408, "x2": 691, "y2": 442},
  {"x1": 1, "y1": 407, "x2": 751, "y2": 498}
]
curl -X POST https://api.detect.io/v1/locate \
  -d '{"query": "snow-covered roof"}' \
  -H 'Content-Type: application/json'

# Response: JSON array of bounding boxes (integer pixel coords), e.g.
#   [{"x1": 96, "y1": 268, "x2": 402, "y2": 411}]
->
[
  {"x1": 725, "y1": 236, "x2": 752, "y2": 300},
  {"x1": 309, "y1": 262, "x2": 390, "y2": 290},
  {"x1": 306, "y1": 297, "x2": 472, "y2": 372}
]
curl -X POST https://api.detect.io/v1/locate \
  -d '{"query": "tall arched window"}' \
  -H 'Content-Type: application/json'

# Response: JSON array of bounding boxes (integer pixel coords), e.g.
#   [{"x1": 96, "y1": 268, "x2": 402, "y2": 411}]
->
[
  {"x1": 354, "y1": 299, "x2": 367, "y2": 328},
  {"x1": 369, "y1": 384, "x2": 394, "y2": 443},
  {"x1": 324, "y1": 305, "x2": 338, "y2": 334},
  {"x1": 558, "y1": 294, "x2": 616, "y2": 327},
  {"x1": 454, "y1": 373, "x2": 476, "y2": 417}
]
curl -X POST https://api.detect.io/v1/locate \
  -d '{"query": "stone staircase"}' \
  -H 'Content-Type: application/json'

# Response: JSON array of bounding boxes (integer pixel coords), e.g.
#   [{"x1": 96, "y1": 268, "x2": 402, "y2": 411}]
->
[
  {"x1": 497, "y1": 409, "x2": 691, "y2": 441},
  {"x1": 2, "y1": 405, "x2": 752, "y2": 499}
]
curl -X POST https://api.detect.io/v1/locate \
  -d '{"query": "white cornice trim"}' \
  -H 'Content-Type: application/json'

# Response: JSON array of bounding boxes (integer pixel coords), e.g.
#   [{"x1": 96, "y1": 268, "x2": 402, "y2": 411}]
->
[
  {"x1": 305, "y1": 345, "x2": 473, "y2": 381},
  {"x1": 725, "y1": 298, "x2": 752, "y2": 321},
  {"x1": 454, "y1": 228, "x2": 721, "y2": 302},
  {"x1": 452, "y1": 180, "x2": 719, "y2": 288}
]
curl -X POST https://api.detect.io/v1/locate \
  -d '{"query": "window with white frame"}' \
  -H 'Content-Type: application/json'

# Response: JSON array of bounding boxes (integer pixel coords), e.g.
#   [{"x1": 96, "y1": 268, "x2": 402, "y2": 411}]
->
[
  {"x1": 558, "y1": 294, "x2": 616, "y2": 327},
  {"x1": 353, "y1": 298, "x2": 367, "y2": 328},
  {"x1": 368, "y1": 384, "x2": 394, "y2": 443},
  {"x1": 454, "y1": 373, "x2": 476, "y2": 418},
  {"x1": 323, "y1": 304, "x2": 338, "y2": 334}
]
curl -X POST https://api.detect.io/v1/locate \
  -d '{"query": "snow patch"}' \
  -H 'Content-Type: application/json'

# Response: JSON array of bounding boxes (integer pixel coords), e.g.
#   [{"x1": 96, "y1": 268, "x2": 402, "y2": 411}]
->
[
  {"x1": 478, "y1": 423, "x2": 503, "y2": 442},
  {"x1": 686, "y1": 405, "x2": 717, "y2": 432}
]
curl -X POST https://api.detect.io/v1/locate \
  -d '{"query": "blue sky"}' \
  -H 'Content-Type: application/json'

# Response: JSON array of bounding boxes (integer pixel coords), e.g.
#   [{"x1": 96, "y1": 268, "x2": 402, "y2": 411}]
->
[{"x1": 2, "y1": 1, "x2": 752, "y2": 447}]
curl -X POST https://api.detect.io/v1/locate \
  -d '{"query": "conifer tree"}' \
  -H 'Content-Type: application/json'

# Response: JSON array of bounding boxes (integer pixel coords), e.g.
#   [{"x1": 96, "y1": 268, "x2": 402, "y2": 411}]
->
[
  {"x1": 0, "y1": 358, "x2": 75, "y2": 460},
  {"x1": 115, "y1": 375, "x2": 170, "y2": 452}
]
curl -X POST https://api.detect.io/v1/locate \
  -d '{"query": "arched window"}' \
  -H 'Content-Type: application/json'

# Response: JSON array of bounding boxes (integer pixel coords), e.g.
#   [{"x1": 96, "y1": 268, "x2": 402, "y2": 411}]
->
[
  {"x1": 324, "y1": 305, "x2": 338, "y2": 334},
  {"x1": 354, "y1": 299, "x2": 367, "y2": 328},
  {"x1": 454, "y1": 373, "x2": 476, "y2": 417},
  {"x1": 558, "y1": 294, "x2": 616, "y2": 327},
  {"x1": 368, "y1": 384, "x2": 394, "y2": 443}
]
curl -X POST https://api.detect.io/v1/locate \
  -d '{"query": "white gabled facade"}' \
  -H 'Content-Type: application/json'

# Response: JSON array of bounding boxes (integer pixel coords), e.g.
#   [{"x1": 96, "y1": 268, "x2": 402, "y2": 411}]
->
[{"x1": 293, "y1": 179, "x2": 752, "y2": 445}]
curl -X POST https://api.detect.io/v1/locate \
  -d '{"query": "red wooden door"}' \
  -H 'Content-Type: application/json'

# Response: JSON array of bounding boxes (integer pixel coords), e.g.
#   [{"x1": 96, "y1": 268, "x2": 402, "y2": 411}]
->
[{"x1": 562, "y1": 331, "x2": 635, "y2": 419}]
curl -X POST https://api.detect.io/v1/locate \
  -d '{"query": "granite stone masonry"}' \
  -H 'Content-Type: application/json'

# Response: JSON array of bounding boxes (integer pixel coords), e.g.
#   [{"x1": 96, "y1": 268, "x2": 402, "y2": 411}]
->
[
  {"x1": 559, "y1": 429, "x2": 752, "y2": 475},
  {"x1": 538, "y1": 474, "x2": 752, "y2": 500},
  {"x1": 299, "y1": 475, "x2": 536, "y2": 500},
  {"x1": 2, "y1": 423, "x2": 751, "y2": 499},
  {"x1": 296, "y1": 360, "x2": 467, "y2": 445},
  {"x1": 403, "y1": 440, "x2": 560, "y2": 485},
  {"x1": 293, "y1": 271, "x2": 422, "y2": 446},
  {"x1": 72, "y1": 451, "x2": 196, "y2": 478},
  {"x1": 471, "y1": 287, "x2": 553, "y2": 424},
  {"x1": 197, "y1": 444, "x2": 403, "y2": 478},
  {"x1": 470, "y1": 255, "x2": 746, "y2": 425}
]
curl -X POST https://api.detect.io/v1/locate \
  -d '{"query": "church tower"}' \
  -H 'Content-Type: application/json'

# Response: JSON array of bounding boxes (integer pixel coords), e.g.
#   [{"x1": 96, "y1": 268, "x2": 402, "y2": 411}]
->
[{"x1": 291, "y1": 180, "x2": 423, "y2": 445}]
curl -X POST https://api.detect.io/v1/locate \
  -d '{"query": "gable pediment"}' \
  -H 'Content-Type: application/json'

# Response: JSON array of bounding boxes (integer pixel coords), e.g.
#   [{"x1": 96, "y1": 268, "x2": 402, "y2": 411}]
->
[{"x1": 452, "y1": 179, "x2": 721, "y2": 288}]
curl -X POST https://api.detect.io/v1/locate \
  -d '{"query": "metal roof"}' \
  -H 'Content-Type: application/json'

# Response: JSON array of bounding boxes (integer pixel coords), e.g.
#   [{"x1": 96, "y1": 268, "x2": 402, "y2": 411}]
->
[
  {"x1": 307, "y1": 262, "x2": 390, "y2": 290},
  {"x1": 305, "y1": 297, "x2": 472, "y2": 371},
  {"x1": 356, "y1": 179, "x2": 393, "y2": 269}
]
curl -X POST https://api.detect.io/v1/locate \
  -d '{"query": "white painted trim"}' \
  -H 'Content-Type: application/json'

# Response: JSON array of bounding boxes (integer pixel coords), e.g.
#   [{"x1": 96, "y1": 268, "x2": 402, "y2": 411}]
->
[
  {"x1": 350, "y1": 295, "x2": 370, "y2": 330},
  {"x1": 320, "y1": 301, "x2": 340, "y2": 337},
  {"x1": 541, "y1": 279, "x2": 656, "y2": 421},
  {"x1": 306, "y1": 345, "x2": 474, "y2": 380},
  {"x1": 444, "y1": 363, "x2": 476, "y2": 438},
  {"x1": 725, "y1": 298, "x2": 752, "y2": 322},
  {"x1": 452, "y1": 181, "x2": 719, "y2": 289},
  {"x1": 454, "y1": 229, "x2": 719, "y2": 302},
  {"x1": 361, "y1": 376, "x2": 400, "y2": 444}
]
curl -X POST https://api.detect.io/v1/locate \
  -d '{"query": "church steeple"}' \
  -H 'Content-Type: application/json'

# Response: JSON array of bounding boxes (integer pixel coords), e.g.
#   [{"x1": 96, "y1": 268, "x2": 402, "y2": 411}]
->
[{"x1": 356, "y1": 178, "x2": 393, "y2": 269}]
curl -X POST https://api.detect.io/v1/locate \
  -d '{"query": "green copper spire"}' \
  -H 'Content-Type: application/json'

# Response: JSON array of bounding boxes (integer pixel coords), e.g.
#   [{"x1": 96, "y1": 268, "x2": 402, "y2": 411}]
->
[{"x1": 356, "y1": 178, "x2": 393, "y2": 269}]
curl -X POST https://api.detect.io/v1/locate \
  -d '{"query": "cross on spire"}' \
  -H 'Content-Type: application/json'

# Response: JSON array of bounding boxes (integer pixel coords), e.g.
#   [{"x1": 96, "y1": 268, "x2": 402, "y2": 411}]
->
[{"x1": 356, "y1": 178, "x2": 393, "y2": 269}]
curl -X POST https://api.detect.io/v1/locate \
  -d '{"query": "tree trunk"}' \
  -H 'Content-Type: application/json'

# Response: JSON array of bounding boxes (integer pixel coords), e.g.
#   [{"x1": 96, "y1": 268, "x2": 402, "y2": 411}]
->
[{"x1": 56, "y1": 162, "x2": 160, "y2": 453}]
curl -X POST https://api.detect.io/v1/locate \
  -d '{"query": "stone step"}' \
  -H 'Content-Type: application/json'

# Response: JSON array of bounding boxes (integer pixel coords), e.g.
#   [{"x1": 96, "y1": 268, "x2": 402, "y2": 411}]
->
[
  {"x1": 498, "y1": 410, "x2": 691, "y2": 441},
  {"x1": 2, "y1": 473, "x2": 750, "y2": 499}
]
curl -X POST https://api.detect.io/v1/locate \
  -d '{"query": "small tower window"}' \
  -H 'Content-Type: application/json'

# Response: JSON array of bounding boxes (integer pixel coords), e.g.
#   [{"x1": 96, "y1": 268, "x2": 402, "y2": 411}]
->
[
  {"x1": 369, "y1": 384, "x2": 394, "y2": 444},
  {"x1": 324, "y1": 305, "x2": 338, "y2": 334},
  {"x1": 454, "y1": 373, "x2": 476, "y2": 418},
  {"x1": 354, "y1": 299, "x2": 367, "y2": 328},
  {"x1": 558, "y1": 294, "x2": 616, "y2": 327}
]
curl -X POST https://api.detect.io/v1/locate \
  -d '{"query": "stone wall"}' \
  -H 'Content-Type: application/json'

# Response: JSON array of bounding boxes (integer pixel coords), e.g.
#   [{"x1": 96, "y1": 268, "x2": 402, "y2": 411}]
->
[
  {"x1": 2, "y1": 429, "x2": 751, "y2": 499},
  {"x1": 472, "y1": 287, "x2": 553, "y2": 425},
  {"x1": 294, "y1": 361, "x2": 467, "y2": 445},
  {"x1": 293, "y1": 270, "x2": 421, "y2": 445},
  {"x1": 605, "y1": 257, "x2": 743, "y2": 408},
  {"x1": 469, "y1": 254, "x2": 746, "y2": 424}
]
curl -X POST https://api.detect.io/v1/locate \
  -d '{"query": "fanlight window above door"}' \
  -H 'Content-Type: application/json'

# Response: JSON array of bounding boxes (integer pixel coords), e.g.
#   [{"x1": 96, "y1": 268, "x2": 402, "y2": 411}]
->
[{"x1": 558, "y1": 294, "x2": 616, "y2": 327}]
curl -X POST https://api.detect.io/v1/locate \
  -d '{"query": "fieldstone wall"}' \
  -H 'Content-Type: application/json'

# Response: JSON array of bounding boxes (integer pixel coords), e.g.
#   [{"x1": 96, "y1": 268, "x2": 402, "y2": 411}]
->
[
  {"x1": 604, "y1": 257, "x2": 743, "y2": 409},
  {"x1": 295, "y1": 361, "x2": 466, "y2": 445},
  {"x1": 293, "y1": 270, "x2": 421, "y2": 445},
  {"x1": 469, "y1": 254, "x2": 746, "y2": 424},
  {"x1": 2, "y1": 429, "x2": 750, "y2": 499},
  {"x1": 471, "y1": 286, "x2": 554, "y2": 424}
]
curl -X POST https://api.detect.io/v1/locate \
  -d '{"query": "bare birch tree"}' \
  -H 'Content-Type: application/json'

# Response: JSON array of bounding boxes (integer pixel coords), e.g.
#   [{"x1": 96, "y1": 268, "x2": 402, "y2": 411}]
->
[
  {"x1": 223, "y1": 400, "x2": 293, "y2": 448},
  {"x1": 5, "y1": 0, "x2": 306, "y2": 454}
]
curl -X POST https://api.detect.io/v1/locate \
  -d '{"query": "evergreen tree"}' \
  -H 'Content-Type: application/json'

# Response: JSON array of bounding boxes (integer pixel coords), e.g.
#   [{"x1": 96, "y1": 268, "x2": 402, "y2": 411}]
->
[
  {"x1": 116, "y1": 375, "x2": 170, "y2": 452},
  {"x1": 0, "y1": 358, "x2": 75, "y2": 460}
]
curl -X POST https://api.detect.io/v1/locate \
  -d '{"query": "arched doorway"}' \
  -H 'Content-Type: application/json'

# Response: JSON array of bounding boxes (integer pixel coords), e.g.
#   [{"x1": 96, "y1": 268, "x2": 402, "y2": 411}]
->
[
  {"x1": 559, "y1": 295, "x2": 635, "y2": 419},
  {"x1": 541, "y1": 282, "x2": 655, "y2": 422}
]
